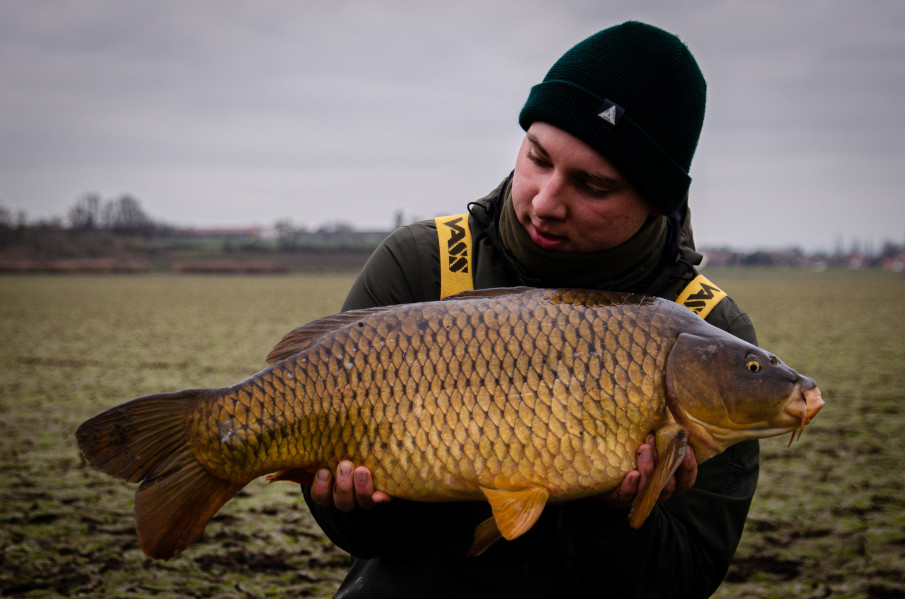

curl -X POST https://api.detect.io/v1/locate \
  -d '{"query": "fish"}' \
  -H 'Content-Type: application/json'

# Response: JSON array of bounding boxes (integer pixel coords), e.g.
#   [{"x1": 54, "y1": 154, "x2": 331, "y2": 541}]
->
[{"x1": 75, "y1": 287, "x2": 824, "y2": 560}]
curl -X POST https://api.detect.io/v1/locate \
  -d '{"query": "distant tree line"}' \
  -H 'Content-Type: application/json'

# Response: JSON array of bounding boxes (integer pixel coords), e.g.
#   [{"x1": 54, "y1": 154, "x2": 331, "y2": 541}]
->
[
  {"x1": 0, "y1": 193, "x2": 389, "y2": 259},
  {"x1": 2, "y1": 194, "x2": 902, "y2": 271},
  {"x1": 0, "y1": 193, "x2": 172, "y2": 256},
  {"x1": 66, "y1": 193, "x2": 157, "y2": 236}
]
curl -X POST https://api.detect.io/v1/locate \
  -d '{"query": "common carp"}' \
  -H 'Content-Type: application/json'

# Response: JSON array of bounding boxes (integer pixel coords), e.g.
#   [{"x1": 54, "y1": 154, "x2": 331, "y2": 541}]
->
[{"x1": 76, "y1": 287, "x2": 823, "y2": 560}]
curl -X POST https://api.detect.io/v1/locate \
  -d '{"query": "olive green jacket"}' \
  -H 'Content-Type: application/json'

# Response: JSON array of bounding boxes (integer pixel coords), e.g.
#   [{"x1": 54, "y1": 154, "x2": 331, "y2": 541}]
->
[{"x1": 304, "y1": 178, "x2": 759, "y2": 599}]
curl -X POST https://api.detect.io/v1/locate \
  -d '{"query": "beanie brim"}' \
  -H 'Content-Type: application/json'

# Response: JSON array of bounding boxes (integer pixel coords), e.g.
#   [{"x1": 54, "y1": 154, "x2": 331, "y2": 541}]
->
[{"x1": 519, "y1": 80, "x2": 691, "y2": 216}]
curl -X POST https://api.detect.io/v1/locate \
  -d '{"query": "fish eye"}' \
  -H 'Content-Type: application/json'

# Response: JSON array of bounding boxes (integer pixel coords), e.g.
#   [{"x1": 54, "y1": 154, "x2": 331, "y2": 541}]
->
[{"x1": 745, "y1": 358, "x2": 761, "y2": 373}]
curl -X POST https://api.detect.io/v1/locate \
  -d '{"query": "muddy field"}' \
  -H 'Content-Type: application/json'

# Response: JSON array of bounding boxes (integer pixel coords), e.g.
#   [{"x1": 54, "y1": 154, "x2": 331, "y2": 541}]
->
[{"x1": 1, "y1": 271, "x2": 903, "y2": 598}]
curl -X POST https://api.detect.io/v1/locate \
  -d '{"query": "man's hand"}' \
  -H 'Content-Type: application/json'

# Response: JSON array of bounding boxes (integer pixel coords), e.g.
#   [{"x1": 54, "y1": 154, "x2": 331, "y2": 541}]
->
[
  {"x1": 310, "y1": 460, "x2": 392, "y2": 511},
  {"x1": 598, "y1": 435, "x2": 698, "y2": 508}
]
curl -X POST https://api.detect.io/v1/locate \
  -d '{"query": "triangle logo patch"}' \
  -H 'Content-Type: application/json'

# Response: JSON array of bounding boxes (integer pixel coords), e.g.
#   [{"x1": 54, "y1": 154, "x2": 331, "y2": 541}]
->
[
  {"x1": 598, "y1": 105, "x2": 617, "y2": 125},
  {"x1": 597, "y1": 99, "x2": 624, "y2": 128}
]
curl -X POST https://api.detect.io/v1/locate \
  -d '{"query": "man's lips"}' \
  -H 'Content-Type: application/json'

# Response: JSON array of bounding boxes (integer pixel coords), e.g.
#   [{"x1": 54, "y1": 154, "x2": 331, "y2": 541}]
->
[{"x1": 528, "y1": 224, "x2": 568, "y2": 251}]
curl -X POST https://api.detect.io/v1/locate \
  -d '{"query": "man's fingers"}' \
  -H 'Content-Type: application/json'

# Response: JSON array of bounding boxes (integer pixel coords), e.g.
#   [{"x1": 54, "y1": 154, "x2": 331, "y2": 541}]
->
[
  {"x1": 674, "y1": 446, "x2": 698, "y2": 495},
  {"x1": 353, "y1": 466, "x2": 377, "y2": 509},
  {"x1": 617, "y1": 470, "x2": 641, "y2": 504},
  {"x1": 597, "y1": 470, "x2": 639, "y2": 507},
  {"x1": 636, "y1": 443, "x2": 655, "y2": 480},
  {"x1": 311, "y1": 462, "x2": 392, "y2": 511},
  {"x1": 595, "y1": 438, "x2": 698, "y2": 509},
  {"x1": 332, "y1": 460, "x2": 356, "y2": 512},
  {"x1": 372, "y1": 491, "x2": 392, "y2": 504},
  {"x1": 310, "y1": 468, "x2": 334, "y2": 506},
  {"x1": 658, "y1": 473, "x2": 676, "y2": 502}
]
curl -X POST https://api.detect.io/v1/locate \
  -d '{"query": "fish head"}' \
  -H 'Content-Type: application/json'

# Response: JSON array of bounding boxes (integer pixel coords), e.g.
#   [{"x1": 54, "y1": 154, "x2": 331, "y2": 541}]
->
[{"x1": 664, "y1": 330, "x2": 824, "y2": 461}]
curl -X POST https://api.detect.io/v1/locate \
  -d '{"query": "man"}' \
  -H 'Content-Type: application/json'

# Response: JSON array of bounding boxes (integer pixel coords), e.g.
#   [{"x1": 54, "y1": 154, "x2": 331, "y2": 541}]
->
[{"x1": 303, "y1": 21, "x2": 758, "y2": 598}]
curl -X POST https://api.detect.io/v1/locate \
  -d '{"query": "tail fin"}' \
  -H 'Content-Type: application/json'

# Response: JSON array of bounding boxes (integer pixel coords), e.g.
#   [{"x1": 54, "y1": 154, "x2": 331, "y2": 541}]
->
[{"x1": 76, "y1": 390, "x2": 246, "y2": 559}]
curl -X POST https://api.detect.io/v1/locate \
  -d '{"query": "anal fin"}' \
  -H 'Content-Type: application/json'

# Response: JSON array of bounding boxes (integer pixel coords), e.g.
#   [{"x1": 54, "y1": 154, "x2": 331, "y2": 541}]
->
[{"x1": 478, "y1": 486, "x2": 549, "y2": 541}]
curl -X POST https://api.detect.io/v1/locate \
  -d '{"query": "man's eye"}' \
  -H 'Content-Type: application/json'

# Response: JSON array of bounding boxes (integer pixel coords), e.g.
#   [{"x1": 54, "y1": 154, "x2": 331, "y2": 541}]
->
[
  {"x1": 580, "y1": 182, "x2": 610, "y2": 197},
  {"x1": 526, "y1": 151, "x2": 550, "y2": 167}
]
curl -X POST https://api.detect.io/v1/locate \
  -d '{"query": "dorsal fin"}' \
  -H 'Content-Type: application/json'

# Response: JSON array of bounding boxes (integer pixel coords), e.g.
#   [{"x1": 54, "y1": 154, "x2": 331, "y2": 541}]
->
[
  {"x1": 266, "y1": 306, "x2": 393, "y2": 364},
  {"x1": 441, "y1": 286, "x2": 536, "y2": 302},
  {"x1": 267, "y1": 289, "x2": 537, "y2": 365}
]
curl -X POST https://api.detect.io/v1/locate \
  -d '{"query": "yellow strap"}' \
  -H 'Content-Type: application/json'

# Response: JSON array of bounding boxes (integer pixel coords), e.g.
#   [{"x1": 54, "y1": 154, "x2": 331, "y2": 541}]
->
[
  {"x1": 435, "y1": 213, "x2": 474, "y2": 298},
  {"x1": 676, "y1": 274, "x2": 727, "y2": 320}
]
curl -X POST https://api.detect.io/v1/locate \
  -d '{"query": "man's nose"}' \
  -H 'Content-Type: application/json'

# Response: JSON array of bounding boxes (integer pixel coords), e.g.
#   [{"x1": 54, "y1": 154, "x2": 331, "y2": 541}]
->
[{"x1": 533, "y1": 174, "x2": 568, "y2": 220}]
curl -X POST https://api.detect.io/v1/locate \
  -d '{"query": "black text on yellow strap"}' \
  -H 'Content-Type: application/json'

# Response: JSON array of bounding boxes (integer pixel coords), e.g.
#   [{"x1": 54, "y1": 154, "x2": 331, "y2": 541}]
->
[
  {"x1": 676, "y1": 274, "x2": 727, "y2": 320},
  {"x1": 443, "y1": 216, "x2": 469, "y2": 273},
  {"x1": 435, "y1": 214, "x2": 474, "y2": 298},
  {"x1": 684, "y1": 282, "x2": 720, "y2": 313}
]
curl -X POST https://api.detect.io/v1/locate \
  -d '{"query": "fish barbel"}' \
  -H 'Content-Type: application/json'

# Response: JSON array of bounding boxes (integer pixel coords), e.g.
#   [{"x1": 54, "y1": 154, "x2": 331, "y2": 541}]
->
[{"x1": 76, "y1": 287, "x2": 824, "y2": 560}]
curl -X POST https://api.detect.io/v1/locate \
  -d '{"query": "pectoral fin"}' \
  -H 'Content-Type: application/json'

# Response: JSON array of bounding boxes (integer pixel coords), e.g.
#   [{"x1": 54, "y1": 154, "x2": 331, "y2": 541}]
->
[
  {"x1": 629, "y1": 425, "x2": 687, "y2": 528},
  {"x1": 266, "y1": 468, "x2": 316, "y2": 485},
  {"x1": 479, "y1": 485, "x2": 549, "y2": 541}
]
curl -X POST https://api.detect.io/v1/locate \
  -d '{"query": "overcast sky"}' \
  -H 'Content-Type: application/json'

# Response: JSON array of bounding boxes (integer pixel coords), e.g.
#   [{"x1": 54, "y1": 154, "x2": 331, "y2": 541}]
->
[{"x1": 2, "y1": 0, "x2": 904, "y2": 251}]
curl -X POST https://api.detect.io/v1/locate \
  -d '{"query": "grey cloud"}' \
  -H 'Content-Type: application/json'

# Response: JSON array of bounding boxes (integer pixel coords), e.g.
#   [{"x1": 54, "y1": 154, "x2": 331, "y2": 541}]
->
[{"x1": 1, "y1": 0, "x2": 904, "y2": 249}]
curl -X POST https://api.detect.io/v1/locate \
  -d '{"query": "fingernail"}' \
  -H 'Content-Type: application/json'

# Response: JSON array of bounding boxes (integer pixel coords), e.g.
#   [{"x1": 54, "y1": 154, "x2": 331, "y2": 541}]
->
[
  {"x1": 355, "y1": 470, "x2": 368, "y2": 484},
  {"x1": 317, "y1": 470, "x2": 330, "y2": 482},
  {"x1": 639, "y1": 447, "x2": 652, "y2": 462}
]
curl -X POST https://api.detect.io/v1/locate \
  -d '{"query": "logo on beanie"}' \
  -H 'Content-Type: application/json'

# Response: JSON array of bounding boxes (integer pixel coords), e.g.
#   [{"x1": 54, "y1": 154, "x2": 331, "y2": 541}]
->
[{"x1": 597, "y1": 99, "x2": 624, "y2": 128}]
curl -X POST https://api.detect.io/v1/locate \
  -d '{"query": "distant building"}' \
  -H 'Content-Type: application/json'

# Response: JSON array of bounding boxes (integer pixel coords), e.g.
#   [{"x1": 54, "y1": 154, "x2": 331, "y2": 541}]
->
[{"x1": 186, "y1": 226, "x2": 267, "y2": 240}]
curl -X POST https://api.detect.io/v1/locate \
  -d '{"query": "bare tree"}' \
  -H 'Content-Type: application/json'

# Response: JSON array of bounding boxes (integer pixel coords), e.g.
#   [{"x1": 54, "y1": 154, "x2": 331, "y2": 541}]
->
[
  {"x1": 68, "y1": 193, "x2": 102, "y2": 230},
  {"x1": 102, "y1": 195, "x2": 153, "y2": 235},
  {"x1": 274, "y1": 218, "x2": 302, "y2": 250},
  {"x1": 0, "y1": 205, "x2": 13, "y2": 248}
]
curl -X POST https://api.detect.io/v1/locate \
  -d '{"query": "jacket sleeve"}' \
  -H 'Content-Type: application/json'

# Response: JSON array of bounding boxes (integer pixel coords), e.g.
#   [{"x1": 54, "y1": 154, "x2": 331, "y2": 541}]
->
[
  {"x1": 341, "y1": 223, "x2": 441, "y2": 310},
  {"x1": 558, "y1": 296, "x2": 760, "y2": 598}
]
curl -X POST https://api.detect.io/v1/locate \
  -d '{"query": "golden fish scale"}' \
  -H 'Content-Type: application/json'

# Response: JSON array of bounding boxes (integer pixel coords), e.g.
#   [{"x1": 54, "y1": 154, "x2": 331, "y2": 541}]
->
[{"x1": 190, "y1": 290, "x2": 676, "y2": 499}]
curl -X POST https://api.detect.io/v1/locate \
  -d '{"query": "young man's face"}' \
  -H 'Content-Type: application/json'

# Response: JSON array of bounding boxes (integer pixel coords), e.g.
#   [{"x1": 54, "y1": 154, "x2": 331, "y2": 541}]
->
[{"x1": 511, "y1": 122, "x2": 657, "y2": 254}]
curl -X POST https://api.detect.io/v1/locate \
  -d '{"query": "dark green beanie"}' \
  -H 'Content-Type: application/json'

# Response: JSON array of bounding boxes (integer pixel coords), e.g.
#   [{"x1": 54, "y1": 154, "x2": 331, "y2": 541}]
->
[{"x1": 519, "y1": 21, "x2": 706, "y2": 215}]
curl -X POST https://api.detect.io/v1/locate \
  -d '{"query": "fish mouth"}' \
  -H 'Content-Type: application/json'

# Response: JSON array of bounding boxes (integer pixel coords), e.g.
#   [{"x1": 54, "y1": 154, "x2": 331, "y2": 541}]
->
[{"x1": 785, "y1": 379, "x2": 824, "y2": 446}]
